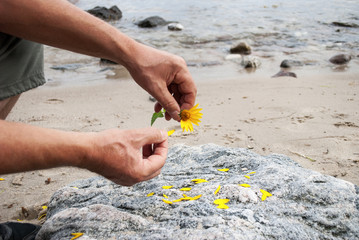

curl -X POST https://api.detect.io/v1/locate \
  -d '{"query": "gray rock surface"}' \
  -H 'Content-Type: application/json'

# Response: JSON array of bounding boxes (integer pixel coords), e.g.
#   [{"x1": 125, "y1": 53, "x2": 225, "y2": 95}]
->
[{"x1": 36, "y1": 144, "x2": 359, "y2": 240}]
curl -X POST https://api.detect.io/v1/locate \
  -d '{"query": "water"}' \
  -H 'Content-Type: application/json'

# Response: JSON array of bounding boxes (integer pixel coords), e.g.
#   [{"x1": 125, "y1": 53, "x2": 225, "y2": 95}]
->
[{"x1": 45, "y1": 0, "x2": 359, "y2": 85}]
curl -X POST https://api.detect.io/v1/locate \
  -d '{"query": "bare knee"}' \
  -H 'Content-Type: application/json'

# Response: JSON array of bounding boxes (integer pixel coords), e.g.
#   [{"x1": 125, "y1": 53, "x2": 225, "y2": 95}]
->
[{"x1": 0, "y1": 94, "x2": 21, "y2": 120}]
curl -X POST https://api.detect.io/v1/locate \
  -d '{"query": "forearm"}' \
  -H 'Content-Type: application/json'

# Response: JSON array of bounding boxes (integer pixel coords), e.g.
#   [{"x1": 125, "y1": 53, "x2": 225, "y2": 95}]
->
[
  {"x1": 0, "y1": 120, "x2": 90, "y2": 174},
  {"x1": 0, "y1": 0, "x2": 136, "y2": 67}
]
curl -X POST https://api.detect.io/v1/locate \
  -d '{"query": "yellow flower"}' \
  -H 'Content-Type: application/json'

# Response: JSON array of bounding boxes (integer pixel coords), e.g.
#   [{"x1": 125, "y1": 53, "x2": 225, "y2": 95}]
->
[
  {"x1": 239, "y1": 183, "x2": 251, "y2": 188},
  {"x1": 162, "y1": 186, "x2": 173, "y2": 189},
  {"x1": 146, "y1": 192, "x2": 155, "y2": 197},
  {"x1": 70, "y1": 233, "x2": 83, "y2": 240},
  {"x1": 180, "y1": 104, "x2": 203, "y2": 132},
  {"x1": 217, "y1": 168, "x2": 229, "y2": 172},
  {"x1": 260, "y1": 189, "x2": 272, "y2": 201},
  {"x1": 180, "y1": 187, "x2": 192, "y2": 191},
  {"x1": 214, "y1": 185, "x2": 221, "y2": 195},
  {"x1": 167, "y1": 129, "x2": 175, "y2": 136}
]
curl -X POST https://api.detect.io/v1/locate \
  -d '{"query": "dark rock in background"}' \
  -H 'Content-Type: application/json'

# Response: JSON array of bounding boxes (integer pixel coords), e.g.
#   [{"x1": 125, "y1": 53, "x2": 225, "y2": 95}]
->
[
  {"x1": 87, "y1": 6, "x2": 122, "y2": 21},
  {"x1": 36, "y1": 144, "x2": 359, "y2": 240},
  {"x1": 230, "y1": 42, "x2": 251, "y2": 55},
  {"x1": 280, "y1": 59, "x2": 304, "y2": 68},
  {"x1": 329, "y1": 54, "x2": 352, "y2": 65},
  {"x1": 332, "y1": 22, "x2": 359, "y2": 28},
  {"x1": 272, "y1": 70, "x2": 297, "y2": 78},
  {"x1": 137, "y1": 16, "x2": 169, "y2": 28}
]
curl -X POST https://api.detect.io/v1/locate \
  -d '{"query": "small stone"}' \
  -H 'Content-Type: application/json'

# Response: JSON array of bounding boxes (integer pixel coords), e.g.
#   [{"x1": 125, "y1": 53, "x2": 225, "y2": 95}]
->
[
  {"x1": 243, "y1": 57, "x2": 261, "y2": 68},
  {"x1": 137, "y1": 16, "x2": 168, "y2": 28},
  {"x1": 12, "y1": 174, "x2": 24, "y2": 186},
  {"x1": 280, "y1": 59, "x2": 304, "y2": 68},
  {"x1": 168, "y1": 23, "x2": 184, "y2": 31},
  {"x1": 329, "y1": 54, "x2": 352, "y2": 65},
  {"x1": 230, "y1": 42, "x2": 251, "y2": 55},
  {"x1": 272, "y1": 70, "x2": 297, "y2": 78}
]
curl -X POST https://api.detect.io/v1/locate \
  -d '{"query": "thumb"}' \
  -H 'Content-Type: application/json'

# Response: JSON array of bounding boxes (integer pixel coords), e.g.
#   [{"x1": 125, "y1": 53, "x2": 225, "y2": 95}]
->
[{"x1": 136, "y1": 127, "x2": 167, "y2": 146}]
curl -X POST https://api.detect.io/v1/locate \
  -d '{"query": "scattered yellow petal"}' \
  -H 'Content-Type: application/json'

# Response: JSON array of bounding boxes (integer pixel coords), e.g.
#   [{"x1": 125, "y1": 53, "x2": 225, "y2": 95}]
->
[
  {"x1": 191, "y1": 179, "x2": 208, "y2": 184},
  {"x1": 162, "y1": 186, "x2": 173, "y2": 189},
  {"x1": 173, "y1": 199, "x2": 183, "y2": 203},
  {"x1": 146, "y1": 192, "x2": 155, "y2": 197},
  {"x1": 192, "y1": 194, "x2": 202, "y2": 200},
  {"x1": 180, "y1": 187, "x2": 192, "y2": 191},
  {"x1": 38, "y1": 213, "x2": 47, "y2": 220},
  {"x1": 71, "y1": 233, "x2": 84, "y2": 240},
  {"x1": 217, "y1": 204, "x2": 229, "y2": 209},
  {"x1": 163, "y1": 194, "x2": 168, "y2": 199},
  {"x1": 162, "y1": 199, "x2": 173, "y2": 204},
  {"x1": 248, "y1": 171, "x2": 256, "y2": 174},
  {"x1": 42, "y1": 206, "x2": 48, "y2": 210},
  {"x1": 214, "y1": 185, "x2": 221, "y2": 195},
  {"x1": 244, "y1": 175, "x2": 250, "y2": 179},
  {"x1": 181, "y1": 197, "x2": 193, "y2": 201},
  {"x1": 213, "y1": 199, "x2": 230, "y2": 205},
  {"x1": 17, "y1": 219, "x2": 22, "y2": 222},
  {"x1": 182, "y1": 193, "x2": 188, "y2": 198},
  {"x1": 167, "y1": 129, "x2": 175, "y2": 136},
  {"x1": 260, "y1": 189, "x2": 273, "y2": 201},
  {"x1": 72, "y1": 187, "x2": 78, "y2": 189},
  {"x1": 239, "y1": 184, "x2": 251, "y2": 188},
  {"x1": 0, "y1": 178, "x2": 4, "y2": 181},
  {"x1": 217, "y1": 168, "x2": 229, "y2": 172}
]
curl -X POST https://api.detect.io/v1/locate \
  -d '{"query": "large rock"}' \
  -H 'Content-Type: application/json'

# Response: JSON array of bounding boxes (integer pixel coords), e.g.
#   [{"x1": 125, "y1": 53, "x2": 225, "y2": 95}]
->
[
  {"x1": 137, "y1": 16, "x2": 170, "y2": 28},
  {"x1": 36, "y1": 144, "x2": 359, "y2": 240},
  {"x1": 87, "y1": 6, "x2": 122, "y2": 21}
]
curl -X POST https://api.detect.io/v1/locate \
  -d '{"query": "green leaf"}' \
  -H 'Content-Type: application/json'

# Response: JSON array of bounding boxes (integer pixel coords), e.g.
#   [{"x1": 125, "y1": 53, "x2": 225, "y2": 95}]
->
[{"x1": 151, "y1": 110, "x2": 164, "y2": 126}]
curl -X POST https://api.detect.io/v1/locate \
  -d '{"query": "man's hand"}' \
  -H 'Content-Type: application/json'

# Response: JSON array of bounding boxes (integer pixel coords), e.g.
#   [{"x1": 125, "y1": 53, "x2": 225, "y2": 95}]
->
[
  {"x1": 85, "y1": 128, "x2": 168, "y2": 186},
  {"x1": 124, "y1": 44, "x2": 197, "y2": 121}
]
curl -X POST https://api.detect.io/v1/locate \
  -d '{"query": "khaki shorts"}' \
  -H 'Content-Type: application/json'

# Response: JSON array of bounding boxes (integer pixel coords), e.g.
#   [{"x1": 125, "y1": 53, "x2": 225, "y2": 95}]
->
[{"x1": 0, "y1": 32, "x2": 46, "y2": 101}]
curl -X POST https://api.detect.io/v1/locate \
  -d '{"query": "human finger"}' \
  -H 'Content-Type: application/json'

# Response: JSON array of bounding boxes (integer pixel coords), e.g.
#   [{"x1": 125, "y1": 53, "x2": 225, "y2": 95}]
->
[
  {"x1": 135, "y1": 127, "x2": 167, "y2": 147},
  {"x1": 142, "y1": 139, "x2": 168, "y2": 176}
]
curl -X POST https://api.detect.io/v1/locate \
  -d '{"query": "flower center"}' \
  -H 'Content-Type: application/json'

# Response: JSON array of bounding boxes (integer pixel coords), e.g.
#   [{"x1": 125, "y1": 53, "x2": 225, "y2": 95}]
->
[{"x1": 180, "y1": 110, "x2": 191, "y2": 121}]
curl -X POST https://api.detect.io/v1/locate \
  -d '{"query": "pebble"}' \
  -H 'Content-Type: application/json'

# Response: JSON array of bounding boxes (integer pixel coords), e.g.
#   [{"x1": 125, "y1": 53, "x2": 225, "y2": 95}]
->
[
  {"x1": 168, "y1": 23, "x2": 184, "y2": 31},
  {"x1": 280, "y1": 59, "x2": 304, "y2": 68},
  {"x1": 230, "y1": 42, "x2": 251, "y2": 55},
  {"x1": 329, "y1": 54, "x2": 352, "y2": 65}
]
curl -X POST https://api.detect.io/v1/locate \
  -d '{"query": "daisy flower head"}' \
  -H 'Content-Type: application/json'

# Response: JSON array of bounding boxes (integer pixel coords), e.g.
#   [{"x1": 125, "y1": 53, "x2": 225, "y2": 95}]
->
[{"x1": 180, "y1": 104, "x2": 203, "y2": 132}]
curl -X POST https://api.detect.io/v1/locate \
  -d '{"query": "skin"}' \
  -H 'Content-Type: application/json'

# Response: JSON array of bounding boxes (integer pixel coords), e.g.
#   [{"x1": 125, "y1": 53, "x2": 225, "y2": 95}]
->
[{"x1": 0, "y1": 0, "x2": 197, "y2": 186}]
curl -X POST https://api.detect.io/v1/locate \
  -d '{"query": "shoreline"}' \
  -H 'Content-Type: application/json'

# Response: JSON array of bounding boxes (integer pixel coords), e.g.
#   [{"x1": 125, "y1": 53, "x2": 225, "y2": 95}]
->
[{"x1": 1, "y1": 58, "x2": 358, "y2": 224}]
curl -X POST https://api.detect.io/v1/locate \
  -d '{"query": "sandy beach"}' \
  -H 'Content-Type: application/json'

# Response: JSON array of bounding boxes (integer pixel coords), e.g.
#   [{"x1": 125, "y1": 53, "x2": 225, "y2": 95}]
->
[{"x1": 1, "y1": 48, "x2": 358, "y2": 224}]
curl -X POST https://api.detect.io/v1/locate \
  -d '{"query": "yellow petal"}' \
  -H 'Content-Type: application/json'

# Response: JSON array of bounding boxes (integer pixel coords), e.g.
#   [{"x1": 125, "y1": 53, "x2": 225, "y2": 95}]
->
[
  {"x1": 17, "y1": 219, "x2": 22, "y2": 222},
  {"x1": 248, "y1": 171, "x2": 256, "y2": 174},
  {"x1": 71, "y1": 233, "x2": 84, "y2": 240},
  {"x1": 213, "y1": 199, "x2": 230, "y2": 205},
  {"x1": 0, "y1": 178, "x2": 4, "y2": 181},
  {"x1": 191, "y1": 179, "x2": 208, "y2": 184},
  {"x1": 42, "y1": 206, "x2": 48, "y2": 210},
  {"x1": 172, "y1": 199, "x2": 183, "y2": 203},
  {"x1": 167, "y1": 129, "x2": 175, "y2": 136},
  {"x1": 180, "y1": 187, "x2": 192, "y2": 191},
  {"x1": 217, "y1": 204, "x2": 229, "y2": 209},
  {"x1": 181, "y1": 197, "x2": 193, "y2": 201},
  {"x1": 192, "y1": 194, "x2": 202, "y2": 200},
  {"x1": 239, "y1": 184, "x2": 251, "y2": 188},
  {"x1": 163, "y1": 194, "x2": 168, "y2": 198},
  {"x1": 162, "y1": 186, "x2": 173, "y2": 189},
  {"x1": 182, "y1": 194, "x2": 188, "y2": 198},
  {"x1": 244, "y1": 175, "x2": 250, "y2": 179},
  {"x1": 146, "y1": 192, "x2": 155, "y2": 197},
  {"x1": 217, "y1": 168, "x2": 229, "y2": 172},
  {"x1": 214, "y1": 185, "x2": 221, "y2": 195},
  {"x1": 38, "y1": 213, "x2": 47, "y2": 220},
  {"x1": 260, "y1": 189, "x2": 273, "y2": 201},
  {"x1": 162, "y1": 199, "x2": 173, "y2": 204},
  {"x1": 72, "y1": 187, "x2": 78, "y2": 189}
]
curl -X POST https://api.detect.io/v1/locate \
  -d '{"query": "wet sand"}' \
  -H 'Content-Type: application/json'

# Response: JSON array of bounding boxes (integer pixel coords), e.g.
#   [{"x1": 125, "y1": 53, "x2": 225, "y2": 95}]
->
[{"x1": 1, "y1": 51, "x2": 358, "y2": 224}]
